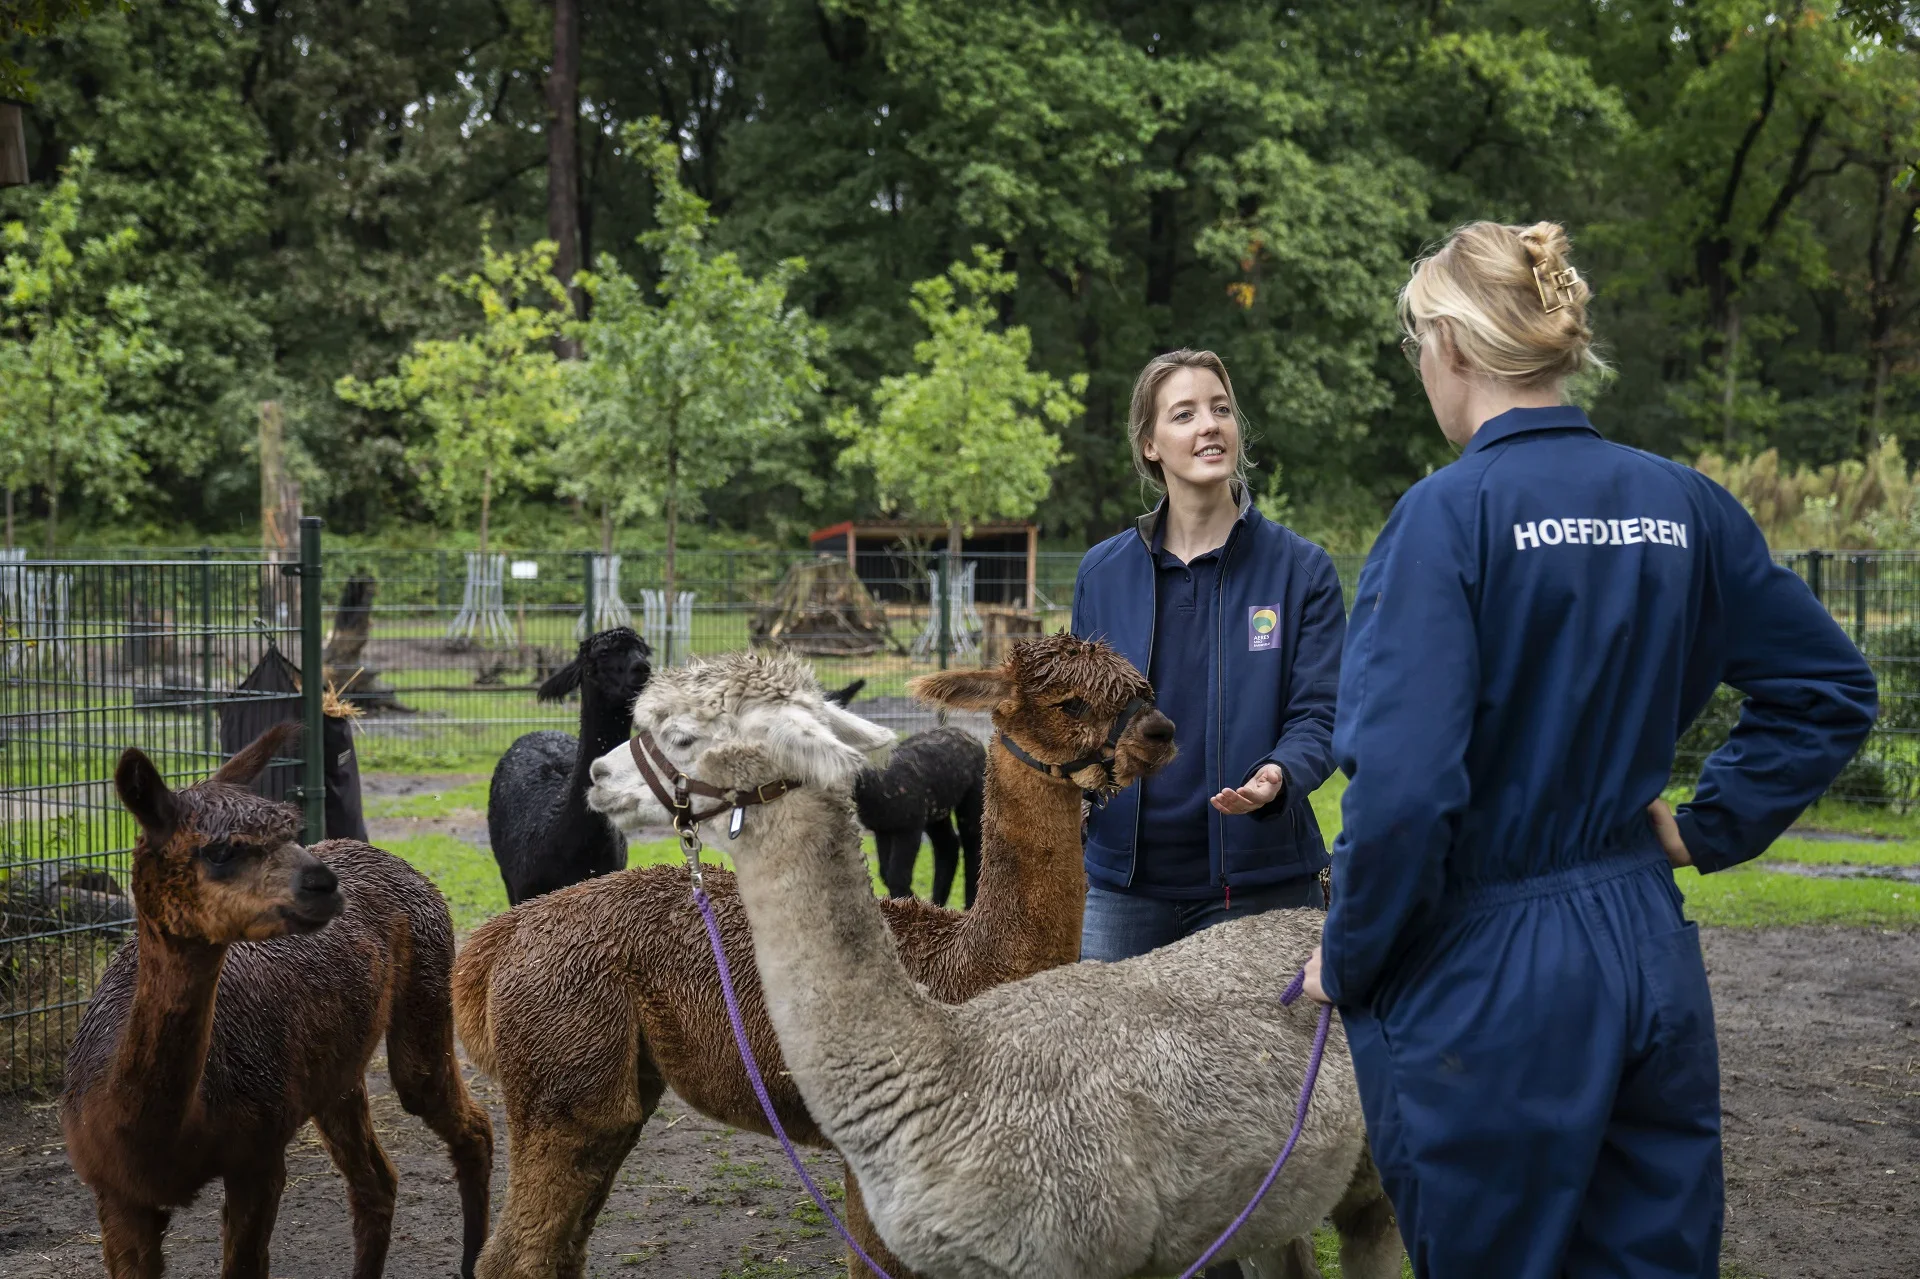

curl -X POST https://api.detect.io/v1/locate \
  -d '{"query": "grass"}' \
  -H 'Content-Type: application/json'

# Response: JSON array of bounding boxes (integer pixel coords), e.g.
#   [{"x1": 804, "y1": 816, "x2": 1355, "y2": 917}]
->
[
  {"x1": 1309, "y1": 772, "x2": 1919, "y2": 930},
  {"x1": 368, "y1": 771, "x2": 930, "y2": 934}
]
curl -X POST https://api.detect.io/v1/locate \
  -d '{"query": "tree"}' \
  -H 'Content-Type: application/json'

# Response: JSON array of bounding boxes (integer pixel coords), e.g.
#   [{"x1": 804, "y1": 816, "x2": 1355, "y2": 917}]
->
[
  {"x1": 0, "y1": 147, "x2": 174, "y2": 551},
  {"x1": 335, "y1": 237, "x2": 575, "y2": 556},
  {"x1": 546, "y1": 0, "x2": 583, "y2": 350},
  {"x1": 834, "y1": 246, "x2": 1086, "y2": 564},
  {"x1": 558, "y1": 121, "x2": 823, "y2": 625}
]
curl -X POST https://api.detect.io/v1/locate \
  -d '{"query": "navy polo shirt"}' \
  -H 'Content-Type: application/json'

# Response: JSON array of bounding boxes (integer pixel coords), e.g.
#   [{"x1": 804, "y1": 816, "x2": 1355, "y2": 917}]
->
[{"x1": 1134, "y1": 531, "x2": 1222, "y2": 895}]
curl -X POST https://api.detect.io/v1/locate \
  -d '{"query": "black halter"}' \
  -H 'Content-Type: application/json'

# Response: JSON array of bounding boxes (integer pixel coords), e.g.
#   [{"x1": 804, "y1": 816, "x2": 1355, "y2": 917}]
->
[{"x1": 998, "y1": 695, "x2": 1152, "y2": 790}]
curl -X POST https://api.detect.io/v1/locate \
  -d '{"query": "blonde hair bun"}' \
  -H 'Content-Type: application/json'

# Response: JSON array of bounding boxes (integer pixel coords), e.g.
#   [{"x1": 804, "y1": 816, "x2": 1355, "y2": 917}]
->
[{"x1": 1400, "y1": 220, "x2": 1603, "y2": 387}]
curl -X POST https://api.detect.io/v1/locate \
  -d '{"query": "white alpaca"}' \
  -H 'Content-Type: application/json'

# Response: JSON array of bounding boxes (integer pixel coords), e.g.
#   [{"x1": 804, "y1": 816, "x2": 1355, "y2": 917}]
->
[{"x1": 635, "y1": 681, "x2": 1402, "y2": 1279}]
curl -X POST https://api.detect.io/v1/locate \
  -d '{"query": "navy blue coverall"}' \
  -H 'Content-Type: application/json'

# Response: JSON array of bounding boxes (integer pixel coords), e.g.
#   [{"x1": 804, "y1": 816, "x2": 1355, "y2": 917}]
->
[{"x1": 1320, "y1": 406, "x2": 1877, "y2": 1278}]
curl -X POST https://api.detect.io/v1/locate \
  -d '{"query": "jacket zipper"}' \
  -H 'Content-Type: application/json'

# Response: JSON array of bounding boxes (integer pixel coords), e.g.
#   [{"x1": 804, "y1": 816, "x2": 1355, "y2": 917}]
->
[
  {"x1": 1214, "y1": 525, "x2": 1240, "y2": 897},
  {"x1": 1128, "y1": 546, "x2": 1159, "y2": 889}
]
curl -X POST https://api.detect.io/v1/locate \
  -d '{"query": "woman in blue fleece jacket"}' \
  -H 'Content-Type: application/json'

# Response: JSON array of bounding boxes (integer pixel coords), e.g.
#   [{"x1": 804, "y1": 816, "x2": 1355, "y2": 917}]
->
[{"x1": 1071, "y1": 349, "x2": 1348, "y2": 968}]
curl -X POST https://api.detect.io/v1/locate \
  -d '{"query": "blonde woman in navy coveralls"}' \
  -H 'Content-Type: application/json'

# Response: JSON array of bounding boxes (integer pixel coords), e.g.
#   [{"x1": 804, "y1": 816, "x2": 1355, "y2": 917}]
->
[{"x1": 1301, "y1": 222, "x2": 1877, "y2": 1277}]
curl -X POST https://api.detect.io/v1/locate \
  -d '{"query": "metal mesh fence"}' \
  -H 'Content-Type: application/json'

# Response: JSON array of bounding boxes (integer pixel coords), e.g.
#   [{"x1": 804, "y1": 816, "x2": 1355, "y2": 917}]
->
[
  {"x1": 4, "y1": 537, "x2": 1909, "y2": 1092},
  {"x1": 1, "y1": 552, "x2": 310, "y2": 1092}
]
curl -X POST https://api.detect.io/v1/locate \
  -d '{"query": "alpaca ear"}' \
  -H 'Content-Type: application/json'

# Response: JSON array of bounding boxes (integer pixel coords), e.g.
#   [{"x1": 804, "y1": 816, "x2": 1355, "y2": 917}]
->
[
  {"x1": 819, "y1": 701, "x2": 895, "y2": 755},
  {"x1": 213, "y1": 720, "x2": 302, "y2": 787},
  {"x1": 910, "y1": 668, "x2": 1011, "y2": 711},
  {"x1": 823, "y1": 678, "x2": 866, "y2": 707},
  {"x1": 115, "y1": 748, "x2": 180, "y2": 839},
  {"x1": 538, "y1": 656, "x2": 584, "y2": 703}
]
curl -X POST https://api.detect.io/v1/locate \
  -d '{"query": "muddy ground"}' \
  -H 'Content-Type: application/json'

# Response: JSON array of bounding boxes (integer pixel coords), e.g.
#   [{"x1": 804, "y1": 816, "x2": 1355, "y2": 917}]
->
[{"x1": 2, "y1": 928, "x2": 1913, "y2": 1277}]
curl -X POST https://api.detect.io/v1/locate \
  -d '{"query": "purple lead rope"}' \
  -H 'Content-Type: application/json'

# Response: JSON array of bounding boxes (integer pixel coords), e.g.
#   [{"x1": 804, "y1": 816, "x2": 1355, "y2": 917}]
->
[{"x1": 693, "y1": 882, "x2": 1334, "y2": 1279}]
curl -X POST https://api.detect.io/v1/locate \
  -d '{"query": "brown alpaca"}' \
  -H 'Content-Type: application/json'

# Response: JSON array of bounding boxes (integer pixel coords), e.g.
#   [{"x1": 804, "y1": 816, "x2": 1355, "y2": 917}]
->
[
  {"x1": 61, "y1": 723, "x2": 495, "y2": 1279},
  {"x1": 451, "y1": 636, "x2": 1175, "y2": 1279}
]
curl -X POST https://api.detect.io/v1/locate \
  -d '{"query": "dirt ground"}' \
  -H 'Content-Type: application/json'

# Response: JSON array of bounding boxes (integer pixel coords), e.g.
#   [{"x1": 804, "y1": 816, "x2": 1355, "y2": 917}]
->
[{"x1": 2, "y1": 926, "x2": 1913, "y2": 1278}]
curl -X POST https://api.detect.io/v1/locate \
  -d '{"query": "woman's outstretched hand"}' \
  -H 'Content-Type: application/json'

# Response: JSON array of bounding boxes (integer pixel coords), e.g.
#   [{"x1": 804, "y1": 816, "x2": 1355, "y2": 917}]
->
[
  {"x1": 1212, "y1": 763, "x2": 1284, "y2": 815},
  {"x1": 1301, "y1": 944, "x2": 1331, "y2": 1005},
  {"x1": 1646, "y1": 798, "x2": 1693, "y2": 868}
]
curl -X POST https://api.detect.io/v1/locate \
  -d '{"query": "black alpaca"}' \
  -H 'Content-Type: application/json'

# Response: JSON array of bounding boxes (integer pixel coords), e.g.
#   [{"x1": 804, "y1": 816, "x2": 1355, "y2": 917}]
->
[
  {"x1": 854, "y1": 725, "x2": 985, "y2": 909},
  {"x1": 488, "y1": 628, "x2": 652, "y2": 906}
]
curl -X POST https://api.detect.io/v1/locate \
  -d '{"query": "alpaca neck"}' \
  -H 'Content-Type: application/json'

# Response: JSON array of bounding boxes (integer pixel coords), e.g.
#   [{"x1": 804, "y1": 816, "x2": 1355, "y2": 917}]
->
[
  {"x1": 729, "y1": 792, "x2": 949, "y2": 1094},
  {"x1": 101, "y1": 915, "x2": 226, "y2": 1145},
  {"x1": 562, "y1": 681, "x2": 631, "y2": 835},
  {"x1": 957, "y1": 741, "x2": 1087, "y2": 972}
]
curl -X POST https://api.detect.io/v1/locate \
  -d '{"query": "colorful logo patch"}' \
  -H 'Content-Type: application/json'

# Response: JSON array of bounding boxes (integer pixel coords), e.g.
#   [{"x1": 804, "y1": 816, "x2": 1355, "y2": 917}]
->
[{"x1": 1248, "y1": 606, "x2": 1280, "y2": 651}]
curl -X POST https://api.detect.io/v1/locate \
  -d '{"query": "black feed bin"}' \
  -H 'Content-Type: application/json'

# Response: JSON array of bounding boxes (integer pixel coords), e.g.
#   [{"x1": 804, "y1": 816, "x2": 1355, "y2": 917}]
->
[
  {"x1": 0, "y1": 100, "x2": 26, "y2": 187},
  {"x1": 219, "y1": 642, "x2": 369, "y2": 842}
]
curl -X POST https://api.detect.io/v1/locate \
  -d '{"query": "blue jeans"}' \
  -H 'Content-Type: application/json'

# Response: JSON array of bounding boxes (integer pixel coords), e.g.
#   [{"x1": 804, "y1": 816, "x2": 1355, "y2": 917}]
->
[{"x1": 1080, "y1": 875, "x2": 1325, "y2": 962}]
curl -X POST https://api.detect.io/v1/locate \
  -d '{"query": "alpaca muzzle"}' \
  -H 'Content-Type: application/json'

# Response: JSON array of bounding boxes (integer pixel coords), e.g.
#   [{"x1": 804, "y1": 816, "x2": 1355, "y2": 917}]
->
[
  {"x1": 626, "y1": 730, "x2": 803, "y2": 842},
  {"x1": 998, "y1": 695, "x2": 1155, "y2": 795}
]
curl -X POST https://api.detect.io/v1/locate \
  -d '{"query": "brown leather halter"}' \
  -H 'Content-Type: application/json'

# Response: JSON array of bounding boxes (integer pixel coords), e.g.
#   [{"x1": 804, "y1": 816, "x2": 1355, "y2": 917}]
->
[{"x1": 628, "y1": 729, "x2": 802, "y2": 842}]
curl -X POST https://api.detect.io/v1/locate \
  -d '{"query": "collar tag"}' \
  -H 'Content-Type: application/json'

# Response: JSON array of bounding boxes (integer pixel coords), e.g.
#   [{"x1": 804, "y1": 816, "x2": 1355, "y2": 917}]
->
[{"x1": 728, "y1": 806, "x2": 746, "y2": 840}]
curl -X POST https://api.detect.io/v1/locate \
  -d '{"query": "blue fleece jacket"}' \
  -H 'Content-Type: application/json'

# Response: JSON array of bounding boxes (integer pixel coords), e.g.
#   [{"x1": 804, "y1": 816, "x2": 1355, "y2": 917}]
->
[{"x1": 1072, "y1": 492, "x2": 1347, "y2": 896}]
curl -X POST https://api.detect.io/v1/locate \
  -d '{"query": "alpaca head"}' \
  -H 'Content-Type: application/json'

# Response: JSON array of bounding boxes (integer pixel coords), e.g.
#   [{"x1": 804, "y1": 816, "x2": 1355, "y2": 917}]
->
[
  {"x1": 539, "y1": 626, "x2": 653, "y2": 708},
  {"x1": 911, "y1": 633, "x2": 1176, "y2": 796},
  {"x1": 114, "y1": 722, "x2": 345, "y2": 943},
  {"x1": 586, "y1": 650, "x2": 895, "y2": 835}
]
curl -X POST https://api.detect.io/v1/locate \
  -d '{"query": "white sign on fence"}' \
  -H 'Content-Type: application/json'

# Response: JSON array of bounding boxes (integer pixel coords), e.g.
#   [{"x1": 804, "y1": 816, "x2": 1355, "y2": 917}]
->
[{"x1": 510, "y1": 560, "x2": 539, "y2": 580}]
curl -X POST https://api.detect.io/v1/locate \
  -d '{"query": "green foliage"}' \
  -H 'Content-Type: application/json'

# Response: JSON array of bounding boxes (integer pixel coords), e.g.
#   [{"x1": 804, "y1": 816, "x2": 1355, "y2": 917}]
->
[
  {"x1": 5, "y1": 0, "x2": 1919, "y2": 548},
  {"x1": 835, "y1": 246, "x2": 1084, "y2": 550},
  {"x1": 0, "y1": 0, "x2": 119, "y2": 97},
  {"x1": 1695, "y1": 442, "x2": 1920, "y2": 548},
  {"x1": 335, "y1": 237, "x2": 575, "y2": 554},
  {"x1": 0, "y1": 147, "x2": 175, "y2": 550},
  {"x1": 562, "y1": 122, "x2": 824, "y2": 578}
]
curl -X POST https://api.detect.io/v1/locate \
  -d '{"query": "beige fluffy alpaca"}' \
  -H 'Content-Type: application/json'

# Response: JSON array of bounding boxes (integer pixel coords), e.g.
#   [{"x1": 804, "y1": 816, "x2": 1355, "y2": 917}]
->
[{"x1": 680, "y1": 735, "x2": 1402, "y2": 1279}]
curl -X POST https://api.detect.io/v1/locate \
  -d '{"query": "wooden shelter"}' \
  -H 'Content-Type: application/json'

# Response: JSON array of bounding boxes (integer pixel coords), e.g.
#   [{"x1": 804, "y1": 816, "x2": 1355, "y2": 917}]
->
[{"x1": 809, "y1": 520, "x2": 1040, "y2": 611}]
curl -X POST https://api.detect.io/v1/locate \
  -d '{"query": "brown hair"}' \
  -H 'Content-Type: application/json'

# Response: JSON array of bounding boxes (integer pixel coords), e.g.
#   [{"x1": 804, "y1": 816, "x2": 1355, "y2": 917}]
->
[
  {"x1": 1399, "y1": 221, "x2": 1605, "y2": 388},
  {"x1": 1126, "y1": 348, "x2": 1251, "y2": 496}
]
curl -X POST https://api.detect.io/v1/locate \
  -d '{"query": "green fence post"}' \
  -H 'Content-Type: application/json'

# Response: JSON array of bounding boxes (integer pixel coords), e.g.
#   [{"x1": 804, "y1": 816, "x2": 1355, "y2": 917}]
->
[
  {"x1": 1851, "y1": 554, "x2": 1867, "y2": 646},
  {"x1": 199, "y1": 546, "x2": 214, "y2": 766},
  {"x1": 300, "y1": 517, "x2": 325, "y2": 842},
  {"x1": 937, "y1": 551, "x2": 951, "y2": 672},
  {"x1": 1806, "y1": 548, "x2": 1826, "y2": 609},
  {"x1": 582, "y1": 550, "x2": 595, "y2": 635}
]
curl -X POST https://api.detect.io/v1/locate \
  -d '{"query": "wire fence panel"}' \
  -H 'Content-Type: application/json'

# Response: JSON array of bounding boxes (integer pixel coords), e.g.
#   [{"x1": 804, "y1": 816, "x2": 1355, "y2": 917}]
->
[
  {"x1": 1, "y1": 554, "x2": 310, "y2": 1092},
  {"x1": 312, "y1": 548, "x2": 1085, "y2": 766},
  {"x1": 7, "y1": 538, "x2": 1913, "y2": 1092}
]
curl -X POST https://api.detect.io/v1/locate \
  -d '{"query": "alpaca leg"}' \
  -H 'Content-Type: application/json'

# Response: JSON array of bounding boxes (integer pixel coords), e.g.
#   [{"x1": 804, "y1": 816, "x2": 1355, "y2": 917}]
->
[
  {"x1": 557, "y1": 1119, "x2": 647, "y2": 1279},
  {"x1": 219, "y1": 1155, "x2": 286, "y2": 1279},
  {"x1": 955, "y1": 780, "x2": 983, "y2": 909},
  {"x1": 879, "y1": 829, "x2": 920, "y2": 899},
  {"x1": 559, "y1": 1059, "x2": 664, "y2": 1278},
  {"x1": 1330, "y1": 1153, "x2": 1404, "y2": 1279},
  {"x1": 480, "y1": 1117, "x2": 638, "y2": 1279},
  {"x1": 1242, "y1": 1236, "x2": 1322, "y2": 1279},
  {"x1": 843, "y1": 1163, "x2": 924, "y2": 1279},
  {"x1": 926, "y1": 816, "x2": 961, "y2": 909},
  {"x1": 312, "y1": 1086, "x2": 400, "y2": 1279},
  {"x1": 388, "y1": 966, "x2": 496, "y2": 1278},
  {"x1": 95, "y1": 1194, "x2": 168, "y2": 1279}
]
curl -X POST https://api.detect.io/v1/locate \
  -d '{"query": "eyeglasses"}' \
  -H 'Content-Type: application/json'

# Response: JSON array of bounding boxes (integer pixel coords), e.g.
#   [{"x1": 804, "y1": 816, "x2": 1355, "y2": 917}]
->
[{"x1": 1400, "y1": 334, "x2": 1422, "y2": 370}]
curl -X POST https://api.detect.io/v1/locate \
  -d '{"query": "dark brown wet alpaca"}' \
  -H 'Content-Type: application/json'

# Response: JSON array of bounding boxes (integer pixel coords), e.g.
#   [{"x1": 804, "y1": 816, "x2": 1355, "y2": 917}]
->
[
  {"x1": 452, "y1": 634, "x2": 1174, "y2": 1279},
  {"x1": 60, "y1": 723, "x2": 494, "y2": 1279}
]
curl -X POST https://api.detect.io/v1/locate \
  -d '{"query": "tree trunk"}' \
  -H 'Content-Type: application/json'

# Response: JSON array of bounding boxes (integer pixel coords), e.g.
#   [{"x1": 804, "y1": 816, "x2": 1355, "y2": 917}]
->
[
  {"x1": 4, "y1": 487, "x2": 13, "y2": 550},
  {"x1": 600, "y1": 498, "x2": 613, "y2": 559},
  {"x1": 44, "y1": 437, "x2": 57, "y2": 558},
  {"x1": 1720, "y1": 304, "x2": 1741, "y2": 449},
  {"x1": 547, "y1": 0, "x2": 583, "y2": 357},
  {"x1": 479, "y1": 465, "x2": 493, "y2": 559},
  {"x1": 664, "y1": 445, "x2": 679, "y2": 662}
]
